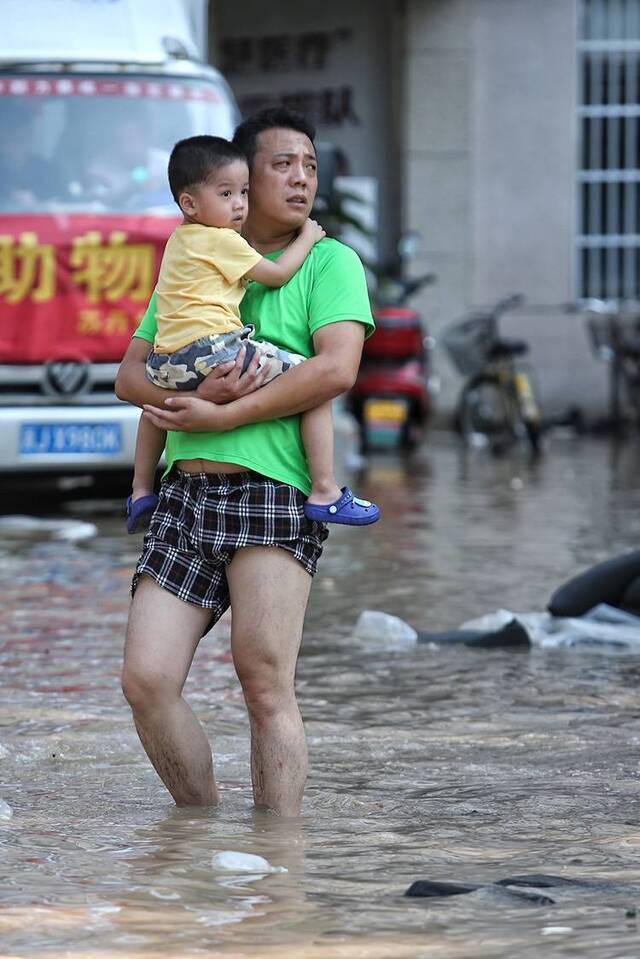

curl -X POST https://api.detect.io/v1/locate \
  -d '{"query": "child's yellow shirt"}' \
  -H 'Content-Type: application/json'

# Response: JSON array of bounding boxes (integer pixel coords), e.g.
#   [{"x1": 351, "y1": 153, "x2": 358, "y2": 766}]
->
[{"x1": 154, "y1": 223, "x2": 262, "y2": 353}]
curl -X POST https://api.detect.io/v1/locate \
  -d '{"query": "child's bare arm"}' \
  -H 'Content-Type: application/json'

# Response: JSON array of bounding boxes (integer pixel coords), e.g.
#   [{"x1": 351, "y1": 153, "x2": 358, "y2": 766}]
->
[{"x1": 245, "y1": 218, "x2": 325, "y2": 287}]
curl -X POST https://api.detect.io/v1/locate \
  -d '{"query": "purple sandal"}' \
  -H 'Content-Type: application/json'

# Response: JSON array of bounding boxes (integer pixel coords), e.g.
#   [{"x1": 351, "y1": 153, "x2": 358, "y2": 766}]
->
[
  {"x1": 303, "y1": 486, "x2": 380, "y2": 526},
  {"x1": 126, "y1": 494, "x2": 159, "y2": 534}
]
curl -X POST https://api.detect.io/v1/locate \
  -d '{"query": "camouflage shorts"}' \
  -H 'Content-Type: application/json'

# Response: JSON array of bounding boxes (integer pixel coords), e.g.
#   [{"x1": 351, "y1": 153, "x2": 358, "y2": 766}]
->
[{"x1": 146, "y1": 325, "x2": 306, "y2": 391}]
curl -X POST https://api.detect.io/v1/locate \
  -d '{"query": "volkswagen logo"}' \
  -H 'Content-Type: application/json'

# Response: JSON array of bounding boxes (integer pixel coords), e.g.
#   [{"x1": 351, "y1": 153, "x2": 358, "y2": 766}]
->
[{"x1": 42, "y1": 360, "x2": 91, "y2": 397}]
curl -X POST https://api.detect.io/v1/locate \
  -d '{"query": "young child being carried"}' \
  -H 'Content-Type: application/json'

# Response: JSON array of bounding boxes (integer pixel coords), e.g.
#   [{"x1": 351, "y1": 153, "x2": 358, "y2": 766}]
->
[{"x1": 126, "y1": 135, "x2": 379, "y2": 533}]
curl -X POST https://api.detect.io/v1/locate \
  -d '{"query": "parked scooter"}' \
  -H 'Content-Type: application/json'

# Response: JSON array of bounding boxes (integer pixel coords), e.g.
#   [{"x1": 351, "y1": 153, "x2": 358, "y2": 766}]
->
[
  {"x1": 313, "y1": 168, "x2": 436, "y2": 452},
  {"x1": 348, "y1": 242, "x2": 437, "y2": 451}
]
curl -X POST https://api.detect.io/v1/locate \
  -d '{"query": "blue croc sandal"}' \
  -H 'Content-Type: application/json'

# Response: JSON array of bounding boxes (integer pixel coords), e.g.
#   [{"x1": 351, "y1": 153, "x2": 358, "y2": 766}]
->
[
  {"x1": 304, "y1": 486, "x2": 380, "y2": 526},
  {"x1": 126, "y1": 494, "x2": 159, "y2": 534}
]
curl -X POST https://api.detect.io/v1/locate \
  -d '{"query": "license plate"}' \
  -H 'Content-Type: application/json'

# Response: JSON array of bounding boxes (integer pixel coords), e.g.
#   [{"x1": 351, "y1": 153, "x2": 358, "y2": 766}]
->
[
  {"x1": 363, "y1": 398, "x2": 408, "y2": 424},
  {"x1": 20, "y1": 423, "x2": 122, "y2": 456}
]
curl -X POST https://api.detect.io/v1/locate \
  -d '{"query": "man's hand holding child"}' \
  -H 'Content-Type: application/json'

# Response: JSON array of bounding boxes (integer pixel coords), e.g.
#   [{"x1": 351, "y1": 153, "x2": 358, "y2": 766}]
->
[
  {"x1": 195, "y1": 345, "x2": 270, "y2": 403},
  {"x1": 143, "y1": 345, "x2": 270, "y2": 432}
]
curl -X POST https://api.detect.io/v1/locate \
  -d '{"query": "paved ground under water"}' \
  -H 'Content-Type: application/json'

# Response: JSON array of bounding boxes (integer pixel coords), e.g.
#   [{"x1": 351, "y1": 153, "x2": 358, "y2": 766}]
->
[{"x1": 1, "y1": 432, "x2": 640, "y2": 958}]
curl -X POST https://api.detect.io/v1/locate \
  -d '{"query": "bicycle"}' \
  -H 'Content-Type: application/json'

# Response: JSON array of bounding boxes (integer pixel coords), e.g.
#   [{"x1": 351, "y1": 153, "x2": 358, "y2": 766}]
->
[
  {"x1": 442, "y1": 294, "x2": 542, "y2": 455},
  {"x1": 581, "y1": 299, "x2": 640, "y2": 432}
]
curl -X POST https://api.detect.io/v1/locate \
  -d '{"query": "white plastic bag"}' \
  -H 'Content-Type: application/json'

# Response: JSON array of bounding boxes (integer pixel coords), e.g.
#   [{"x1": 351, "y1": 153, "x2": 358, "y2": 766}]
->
[
  {"x1": 353, "y1": 610, "x2": 418, "y2": 645},
  {"x1": 461, "y1": 604, "x2": 640, "y2": 651}
]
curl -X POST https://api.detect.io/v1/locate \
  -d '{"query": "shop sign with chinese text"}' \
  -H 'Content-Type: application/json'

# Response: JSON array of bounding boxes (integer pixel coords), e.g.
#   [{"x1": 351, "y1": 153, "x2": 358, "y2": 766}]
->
[{"x1": 0, "y1": 215, "x2": 179, "y2": 362}]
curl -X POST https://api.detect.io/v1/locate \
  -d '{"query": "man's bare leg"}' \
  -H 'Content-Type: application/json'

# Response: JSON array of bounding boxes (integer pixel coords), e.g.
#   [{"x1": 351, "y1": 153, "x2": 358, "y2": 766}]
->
[
  {"x1": 122, "y1": 575, "x2": 218, "y2": 805},
  {"x1": 226, "y1": 546, "x2": 312, "y2": 815}
]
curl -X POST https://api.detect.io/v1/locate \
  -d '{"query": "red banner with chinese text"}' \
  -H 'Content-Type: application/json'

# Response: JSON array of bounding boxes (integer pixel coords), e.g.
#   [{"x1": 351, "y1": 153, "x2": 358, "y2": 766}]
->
[{"x1": 0, "y1": 214, "x2": 180, "y2": 363}]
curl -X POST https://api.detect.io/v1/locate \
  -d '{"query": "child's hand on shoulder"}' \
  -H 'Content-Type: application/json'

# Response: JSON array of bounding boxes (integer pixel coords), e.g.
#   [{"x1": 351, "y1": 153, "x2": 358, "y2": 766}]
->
[{"x1": 300, "y1": 218, "x2": 326, "y2": 245}]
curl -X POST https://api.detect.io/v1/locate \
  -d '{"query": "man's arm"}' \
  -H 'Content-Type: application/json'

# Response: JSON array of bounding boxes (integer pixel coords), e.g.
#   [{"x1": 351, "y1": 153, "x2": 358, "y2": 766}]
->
[
  {"x1": 141, "y1": 320, "x2": 365, "y2": 433},
  {"x1": 115, "y1": 337, "x2": 176, "y2": 407}
]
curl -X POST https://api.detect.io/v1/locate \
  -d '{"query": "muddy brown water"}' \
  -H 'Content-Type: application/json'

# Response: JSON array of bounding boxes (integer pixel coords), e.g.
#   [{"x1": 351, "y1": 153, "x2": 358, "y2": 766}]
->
[{"x1": 1, "y1": 434, "x2": 640, "y2": 958}]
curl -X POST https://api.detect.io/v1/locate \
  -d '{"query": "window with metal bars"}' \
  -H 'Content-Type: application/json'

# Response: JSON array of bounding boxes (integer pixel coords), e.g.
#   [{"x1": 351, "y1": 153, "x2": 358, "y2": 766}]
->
[{"x1": 577, "y1": 0, "x2": 640, "y2": 298}]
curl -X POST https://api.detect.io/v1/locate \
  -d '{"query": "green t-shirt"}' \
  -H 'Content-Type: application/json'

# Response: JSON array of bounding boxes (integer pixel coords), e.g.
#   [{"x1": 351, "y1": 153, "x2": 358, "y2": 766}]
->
[{"x1": 133, "y1": 237, "x2": 374, "y2": 495}]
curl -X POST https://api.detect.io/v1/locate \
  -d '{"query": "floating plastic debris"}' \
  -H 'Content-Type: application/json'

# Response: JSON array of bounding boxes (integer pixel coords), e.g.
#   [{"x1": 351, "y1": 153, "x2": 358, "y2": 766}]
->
[
  {"x1": 211, "y1": 851, "x2": 287, "y2": 875},
  {"x1": 0, "y1": 800, "x2": 13, "y2": 821},
  {"x1": 353, "y1": 610, "x2": 418, "y2": 644},
  {"x1": 0, "y1": 515, "x2": 97, "y2": 543},
  {"x1": 461, "y1": 604, "x2": 640, "y2": 651},
  {"x1": 149, "y1": 888, "x2": 181, "y2": 900}
]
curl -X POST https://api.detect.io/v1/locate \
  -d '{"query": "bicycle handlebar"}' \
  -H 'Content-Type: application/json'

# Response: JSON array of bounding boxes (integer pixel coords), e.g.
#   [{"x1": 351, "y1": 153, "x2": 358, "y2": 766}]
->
[
  {"x1": 403, "y1": 274, "x2": 437, "y2": 297},
  {"x1": 571, "y1": 298, "x2": 640, "y2": 316},
  {"x1": 449, "y1": 293, "x2": 525, "y2": 337},
  {"x1": 493, "y1": 293, "x2": 525, "y2": 316},
  {"x1": 374, "y1": 272, "x2": 437, "y2": 306}
]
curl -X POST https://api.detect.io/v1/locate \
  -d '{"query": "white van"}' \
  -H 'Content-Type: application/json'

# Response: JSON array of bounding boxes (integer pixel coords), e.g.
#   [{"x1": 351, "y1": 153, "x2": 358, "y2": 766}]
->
[{"x1": 0, "y1": 0, "x2": 239, "y2": 479}]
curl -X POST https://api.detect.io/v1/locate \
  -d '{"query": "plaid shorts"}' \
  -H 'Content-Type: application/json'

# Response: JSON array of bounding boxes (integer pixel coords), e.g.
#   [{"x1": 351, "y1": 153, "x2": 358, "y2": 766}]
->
[{"x1": 132, "y1": 468, "x2": 328, "y2": 624}]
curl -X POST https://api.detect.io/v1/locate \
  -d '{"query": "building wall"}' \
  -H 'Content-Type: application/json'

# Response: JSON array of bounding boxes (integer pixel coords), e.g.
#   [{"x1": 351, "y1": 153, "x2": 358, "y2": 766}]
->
[
  {"x1": 210, "y1": 0, "x2": 399, "y2": 262},
  {"x1": 471, "y1": 0, "x2": 575, "y2": 303},
  {"x1": 209, "y1": 0, "x2": 610, "y2": 419},
  {"x1": 403, "y1": 0, "x2": 473, "y2": 402},
  {"x1": 404, "y1": 0, "x2": 609, "y2": 417}
]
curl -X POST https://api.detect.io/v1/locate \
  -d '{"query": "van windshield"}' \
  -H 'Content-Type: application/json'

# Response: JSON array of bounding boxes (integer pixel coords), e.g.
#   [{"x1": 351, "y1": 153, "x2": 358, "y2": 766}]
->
[{"x1": 0, "y1": 74, "x2": 237, "y2": 214}]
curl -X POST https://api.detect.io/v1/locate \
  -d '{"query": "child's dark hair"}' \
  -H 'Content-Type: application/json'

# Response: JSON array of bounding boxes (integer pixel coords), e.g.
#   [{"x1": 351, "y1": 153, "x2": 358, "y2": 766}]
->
[
  {"x1": 168, "y1": 135, "x2": 247, "y2": 204},
  {"x1": 232, "y1": 108, "x2": 316, "y2": 170}
]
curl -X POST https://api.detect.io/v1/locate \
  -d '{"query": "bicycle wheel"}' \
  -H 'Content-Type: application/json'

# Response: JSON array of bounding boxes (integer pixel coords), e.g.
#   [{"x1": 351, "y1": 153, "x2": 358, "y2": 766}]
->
[
  {"x1": 458, "y1": 375, "x2": 518, "y2": 453},
  {"x1": 618, "y1": 357, "x2": 640, "y2": 430},
  {"x1": 512, "y1": 370, "x2": 543, "y2": 455},
  {"x1": 523, "y1": 418, "x2": 542, "y2": 454}
]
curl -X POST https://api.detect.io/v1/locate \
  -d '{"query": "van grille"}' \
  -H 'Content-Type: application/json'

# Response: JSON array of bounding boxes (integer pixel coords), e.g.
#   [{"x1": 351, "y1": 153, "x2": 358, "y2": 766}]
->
[{"x1": 0, "y1": 363, "x2": 122, "y2": 406}]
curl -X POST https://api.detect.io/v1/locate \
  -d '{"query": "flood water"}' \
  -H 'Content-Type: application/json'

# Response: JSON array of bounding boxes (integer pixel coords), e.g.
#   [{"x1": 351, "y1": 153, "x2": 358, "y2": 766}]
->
[{"x1": 1, "y1": 433, "x2": 640, "y2": 959}]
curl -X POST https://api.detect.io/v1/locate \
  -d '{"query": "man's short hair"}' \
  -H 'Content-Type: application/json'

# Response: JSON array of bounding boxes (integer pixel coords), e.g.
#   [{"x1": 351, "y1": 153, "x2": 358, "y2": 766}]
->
[
  {"x1": 168, "y1": 135, "x2": 247, "y2": 203},
  {"x1": 232, "y1": 108, "x2": 316, "y2": 170}
]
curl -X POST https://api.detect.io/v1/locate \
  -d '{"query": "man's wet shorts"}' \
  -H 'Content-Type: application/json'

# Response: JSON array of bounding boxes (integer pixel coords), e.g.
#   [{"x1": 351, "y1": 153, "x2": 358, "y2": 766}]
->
[
  {"x1": 132, "y1": 468, "x2": 329, "y2": 625},
  {"x1": 146, "y1": 325, "x2": 306, "y2": 391}
]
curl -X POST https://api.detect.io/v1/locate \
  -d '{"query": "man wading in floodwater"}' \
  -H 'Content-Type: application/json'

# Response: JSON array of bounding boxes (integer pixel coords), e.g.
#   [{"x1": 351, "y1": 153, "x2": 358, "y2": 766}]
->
[{"x1": 115, "y1": 108, "x2": 374, "y2": 815}]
